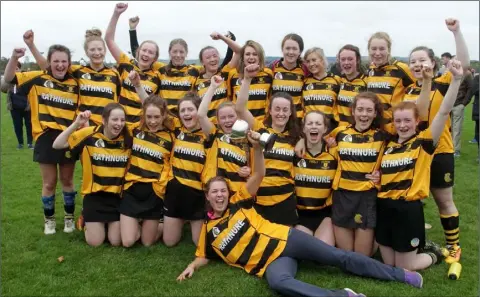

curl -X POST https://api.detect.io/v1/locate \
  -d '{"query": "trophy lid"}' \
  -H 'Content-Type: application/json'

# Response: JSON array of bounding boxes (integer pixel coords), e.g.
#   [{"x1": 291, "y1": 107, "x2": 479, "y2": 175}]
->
[{"x1": 230, "y1": 120, "x2": 249, "y2": 140}]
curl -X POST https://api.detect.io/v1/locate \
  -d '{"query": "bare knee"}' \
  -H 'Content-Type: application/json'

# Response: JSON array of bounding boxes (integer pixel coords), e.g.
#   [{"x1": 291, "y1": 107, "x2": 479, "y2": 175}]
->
[
  {"x1": 163, "y1": 237, "x2": 180, "y2": 247},
  {"x1": 43, "y1": 180, "x2": 57, "y2": 193},
  {"x1": 86, "y1": 234, "x2": 104, "y2": 247}
]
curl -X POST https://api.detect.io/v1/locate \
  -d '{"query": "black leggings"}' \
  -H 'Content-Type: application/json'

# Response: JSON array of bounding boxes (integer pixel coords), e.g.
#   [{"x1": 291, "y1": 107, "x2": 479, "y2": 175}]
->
[{"x1": 264, "y1": 228, "x2": 406, "y2": 297}]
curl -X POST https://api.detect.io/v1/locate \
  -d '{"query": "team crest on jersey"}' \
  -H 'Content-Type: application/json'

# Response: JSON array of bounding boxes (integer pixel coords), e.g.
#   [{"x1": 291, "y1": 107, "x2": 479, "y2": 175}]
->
[
  {"x1": 297, "y1": 159, "x2": 307, "y2": 168},
  {"x1": 158, "y1": 140, "x2": 165, "y2": 147},
  {"x1": 340, "y1": 84, "x2": 345, "y2": 90},
  {"x1": 384, "y1": 71, "x2": 391, "y2": 77},
  {"x1": 354, "y1": 86, "x2": 361, "y2": 93},
  {"x1": 198, "y1": 82, "x2": 205, "y2": 90},
  {"x1": 258, "y1": 77, "x2": 264, "y2": 83},
  {"x1": 325, "y1": 84, "x2": 332, "y2": 91},
  {"x1": 444, "y1": 173, "x2": 452, "y2": 183},
  {"x1": 342, "y1": 134, "x2": 353, "y2": 143},
  {"x1": 178, "y1": 132, "x2": 185, "y2": 140},
  {"x1": 147, "y1": 76, "x2": 152, "y2": 81},
  {"x1": 81, "y1": 73, "x2": 91, "y2": 80},
  {"x1": 95, "y1": 139, "x2": 105, "y2": 148},
  {"x1": 321, "y1": 161, "x2": 329, "y2": 169},
  {"x1": 384, "y1": 146, "x2": 394, "y2": 155},
  {"x1": 368, "y1": 69, "x2": 375, "y2": 77},
  {"x1": 366, "y1": 135, "x2": 373, "y2": 143},
  {"x1": 410, "y1": 238, "x2": 420, "y2": 248},
  {"x1": 136, "y1": 131, "x2": 145, "y2": 140},
  {"x1": 405, "y1": 143, "x2": 412, "y2": 152},
  {"x1": 220, "y1": 134, "x2": 231, "y2": 144},
  {"x1": 44, "y1": 80, "x2": 54, "y2": 89},
  {"x1": 105, "y1": 76, "x2": 112, "y2": 82},
  {"x1": 306, "y1": 83, "x2": 314, "y2": 91},
  {"x1": 297, "y1": 75, "x2": 302, "y2": 81},
  {"x1": 65, "y1": 151, "x2": 71, "y2": 159},
  {"x1": 212, "y1": 227, "x2": 220, "y2": 238},
  {"x1": 236, "y1": 78, "x2": 242, "y2": 86},
  {"x1": 67, "y1": 86, "x2": 75, "y2": 93},
  {"x1": 274, "y1": 72, "x2": 283, "y2": 80}
]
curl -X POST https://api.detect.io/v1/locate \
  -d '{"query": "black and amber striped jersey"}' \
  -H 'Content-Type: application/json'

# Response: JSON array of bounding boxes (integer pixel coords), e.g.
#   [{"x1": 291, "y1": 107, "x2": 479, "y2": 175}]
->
[
  {"x1": 271, "y1": 59, "x2": 306, "y2": 119},
  {"x1": 158, "y1": 64, "x2": 200, "y2": 115},
  {"x1": 228, "y1": 68, "x2": 273, "y2": 121},
  {"x1": 403, "y1": 72, "x2": 453, "y2": 154},
  {"x1": 117, "y1": 52, "x2": 161, "y2": 125},
  {"x1": 196, "y1": 185, "x2": 290, "y2": 277},
  {"x1": 294, "y1": 148, "x2": 337, "y2": 210},
  {"x1": 194, "y1": 65, "x2": 233, "y2": 124},
  {"x1": 124, "y1": 126, "x2": 174, "y2": 199},
  {"x1": 331, "y1": 125, "x2": 387, "y2": 192},
  {"x1": 302, "y1": 74, "x2": 341, "y2": 121},
  {"x1": 168, "y1": 126, "x2": 213, "y2": 191},
  {"x1": 378, "y1": 128, "x2": 435, "y2": 201},
  {"x1": 12, "y1": 70, "x2": 79, "y2": 141},
  {"x1": 253, "y1": 120, "x2": 295, "y2": 206},
  {"x1": 366, "y1": 60, "x2": 415, "y2": 133},
  {"x1": 337, "y1": 74, "x2": 368, "y2": 126},
  {"x1": 70, "y1": 65, "x2": 121, "y2": 126},
  {"x1": 68, "y1": 125, "x2": 130, "y2": 195},
  {"x1": 203, "y1": 126, "x2": 250, "y2": 194}
]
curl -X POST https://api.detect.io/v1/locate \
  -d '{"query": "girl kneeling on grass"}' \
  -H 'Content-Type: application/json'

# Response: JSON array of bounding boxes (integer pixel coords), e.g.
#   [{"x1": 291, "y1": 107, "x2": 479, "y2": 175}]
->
[
  {"x1": 177, "y1": 129, "x2": 424, "y2": 297},
  {"x1": 53, "y1": 103, "x2": 132, "y2": 246}
]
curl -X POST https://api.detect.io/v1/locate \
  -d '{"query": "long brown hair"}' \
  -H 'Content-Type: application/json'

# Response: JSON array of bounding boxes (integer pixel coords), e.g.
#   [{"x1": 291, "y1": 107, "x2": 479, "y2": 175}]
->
[
  {"x1": 409, "y1": 46, "x2": 439, "y2": 73},
  {"x1": 264, "y1": 92, "x2": 301, "y2": 145},
  {"x1": 140, "y1": 94, "x2": 176, "y2": 131},
  {"x1": 237, "y1": 40, "x2": 265, "y2": 76},
  {"x1": 46, "y1": 44, "x2": 72, "y2": 73},
  {"x1": 281, "y1": 33, "x2": 304, "y2": 65},
  {"x1": 164, "y1": 38, "x2": 188, "y2": 73},
  {"x1": 102, "y1": 102, "x2": 133, "y2": 149},
  {"x1": 337, "y1": 44, "x2": 362, "y2": 74},
  {"x1": 350, "y1": 92, "x2": 385, "y2": 130}
]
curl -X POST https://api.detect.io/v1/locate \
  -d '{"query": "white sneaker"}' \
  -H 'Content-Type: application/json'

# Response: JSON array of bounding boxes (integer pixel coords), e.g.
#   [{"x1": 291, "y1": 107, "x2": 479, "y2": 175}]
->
[
  {"x1": 44, "y1": 219, "x2": 56, "y2": 235},
  {"x1": 63, "y1": 218, "x2": 75, "y2": 233},
  {"x1": 345, "y1": 288, "x2": 366, "y2": 297}
]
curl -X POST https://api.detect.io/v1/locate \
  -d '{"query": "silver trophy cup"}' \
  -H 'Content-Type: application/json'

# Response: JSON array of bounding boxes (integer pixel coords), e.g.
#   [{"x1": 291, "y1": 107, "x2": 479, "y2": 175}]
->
[{"x1": 230, "y1": 120, "x2": 277, "y2": 151}]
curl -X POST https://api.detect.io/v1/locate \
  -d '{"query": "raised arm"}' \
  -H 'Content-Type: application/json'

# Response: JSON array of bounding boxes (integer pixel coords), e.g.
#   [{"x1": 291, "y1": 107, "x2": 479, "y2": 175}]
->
[
  {"x1": 53, "y1": 111, "x2": 91, "y2": 149},
  {"x1": 128, "y1": 70, "x2": 149, "y2": 102},
  {"x1": 23, "y1": 30, "x2": 48, "y2": 70},
  {"x1": 245, "y1": 130, "x2": 266, "y2": 196},
  {"x1": 415, "y1": 65, "x2": 433, "y2": 119},
  {"x1": 198, "y1": 75, "x2": 223, "y2": 136},
  {"x1": 176, "y1": 257, "x2": 209, "y2": 282},
  {"x1": 105, "y1": 3, "x2": 129, "y2": 63},
  {"x1": 234, "y1": 64, "x2": 258, "y2": 128},
  {"x1": 4, "y1": 48, "x2": 25, "y2": 83},
  {"x1": 128, "y1": 16, "x2": 140, "y2": 56},
  {"x1": 211, "y1": 31, "x2": 241, "y2": 69},
  {"x1": 430, "y1": 60, "x2": 463, "y2": 145},
  {"x1": 446, "y1": 18, "x2": 470, "y2": 68}
]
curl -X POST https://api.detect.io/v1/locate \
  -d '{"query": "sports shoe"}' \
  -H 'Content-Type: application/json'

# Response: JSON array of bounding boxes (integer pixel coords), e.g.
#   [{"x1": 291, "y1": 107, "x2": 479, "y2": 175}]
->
[
  {"x1": 44, "y1": 218, "x2": 56, "y2": 235},
  {"x1": 445, "y1": 244, "x2": 462, "y2": 264},
  {"x1": 469, "y1": 139, "x2": 478, "y2": 144},
  {"x1": 422, "y1": 240, "x2": 446, "y2": 264},
  {"x1": 17, "y1": 144, "x2": 24, "y2": 149},
  {"x1": 76, "y1": 214, "x2": 85, "y2": 231},
  {"x1": 344, "y1": 288, "x2": 366, "y2": 297},
  {"x1": 64, "y1": 218, "x2": 75, "y2": 233},
  {"x1": 404, "y1": 270, "x2": 423, "y2": 288},
  {"x1": 27, "y1": 143, "x2": 34, "y2": 149},
  {"x1": 453, "y1": 151, "x2": 461, "y2": 158}
]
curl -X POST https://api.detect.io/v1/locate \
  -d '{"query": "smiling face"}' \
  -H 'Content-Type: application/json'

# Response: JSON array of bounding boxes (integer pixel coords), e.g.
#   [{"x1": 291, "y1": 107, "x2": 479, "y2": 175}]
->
[
  {"x1": 201, "y1": 48, "x2": 220, "y2": 74},
  {"x1": 393, "y1": 108, "x2": 418, "y2": 141},
  {"x1": 339, "y1": 49, "x2": 357, "y2": 76},
  {"x1": 352, "y1": 98, "x2": 376, "y2": 131},
  {"x1": 86, "y1": 40, "x2": 105, "y2": 66},
  {"x1": 103, "y1": 108, "x2": 126, "y2": 138},
  {"x1": 50, "y1": 51, "x2": 69, "y2": 79},
  {"x1": 270, "y1": 97, "x2": 291, "y2": 129},
  {"x1": 409, "y1": 49, "x2": 435, "y2": 80},
  {"x1": 206, "y1": 180, "x2": 229, "y2": 215},
  {"x1": 144, "y1": 105, "x2": 164, "y2": 132},
  {"x1": 179, "y1": 100, "x2": 198, "y2": 130},
  {"x1": 303, "y1": 112, "x2": 327, "y2": 146},
  {"x1": 217, "y1": 105, "x2": 237, "y2": 134},
  {"x1": 170, "y1": 43, "x2": 187, "y2": 66},
  {"x1": 369, "y1": 38, "x2": 389, "y2": 66},
  {"x1": 282, "y1": 39, "x2": 301, "y2": 65},
  {"x1": 243, "y1": 46, "x2": 259, "y2": 66},
  {"x1": 305, "y1": 52, "x2": 325, "y2": 76},
  {"x1": 137, "y1": 42, "x2": 157, "y2": 69}
]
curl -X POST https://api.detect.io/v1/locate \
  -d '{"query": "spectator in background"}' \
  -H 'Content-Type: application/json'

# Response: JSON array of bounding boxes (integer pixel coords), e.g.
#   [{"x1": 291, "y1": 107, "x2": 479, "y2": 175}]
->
[
  {"x1": 465, "y1": 73, "x2": 479, "y2": 156},
  {"x1": 438, "y1": 52, "x2": 453, "y2": 75},
  {"x1": 451, "y1": 67, "x2": 473, "y2": 157},
  {"x1": 0, "y1": 61, "x2": 33, "y2": 149}
]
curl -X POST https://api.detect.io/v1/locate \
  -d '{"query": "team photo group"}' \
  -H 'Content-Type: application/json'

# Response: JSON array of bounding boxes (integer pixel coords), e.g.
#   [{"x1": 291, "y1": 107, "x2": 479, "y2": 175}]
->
[{"x1": 2, "y1": 2, "x2": 479, "y2": 297}]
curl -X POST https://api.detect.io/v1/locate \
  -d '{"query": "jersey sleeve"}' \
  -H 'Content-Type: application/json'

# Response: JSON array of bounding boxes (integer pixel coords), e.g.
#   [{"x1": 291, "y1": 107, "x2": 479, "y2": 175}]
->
[
  {"x1": 68, "y1": 126, "x2": 96, "y2": 157},
  {"x1": 397, "y1": 61, "x2": 415, "y2": 88},
  {"x1": 419, "y1": 128, "x2": 435, "y2": 155},
  {"x1": 117, "y1": 52, "x2": 134, "y2": 74},
  {"x1": 152, "y1": 61, "x2": 166, "y2": 72},
  {"x1": 195, "y1": 222, "x2": 219, "y2": 259},
  {"x1": 252, "y1": 118, "x2": 265, "y2": 132},
  {"x1": 230, "y1": 183, "x2": 254, "y2": 205},
  {"x1": 226, "y1": 68, "x2": 237, "y2": 100},
  {"x1": 433, "y1": 71, "x2": 452, "y2": 97},
  {"x1": 12, "y1": 71, "x2": 43, "y2": 95}
]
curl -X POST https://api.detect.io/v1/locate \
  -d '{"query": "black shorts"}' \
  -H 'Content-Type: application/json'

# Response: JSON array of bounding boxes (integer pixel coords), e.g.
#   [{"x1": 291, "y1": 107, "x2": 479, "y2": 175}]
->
[
  {"x1": 164, "y1": 178, "x2": 205, "y2": 221},
  {"x1": 83, "y1": 192, "x2": 121, "y2": 223},
  {"x1": 332, "y1": 188, "x2": 377, "y2": 229},
  {"x1": 375, "y1": 198, "x2": 425, "y2": 253},
  {"x1": 297, "y1": 207, "x2": 332, "y2": 232},
  {"x1": 430, "y1": 153, "x2": 454, "y2": 189},
  {"x1": 120, "y1": 182, "x2": 164, "y2": 221},
  {"x1": 33, "y1": 129, "x2": 76, "y2": 165},
  {"x1": 254, "y1": 194, "x2": 298, "y2": 226}
]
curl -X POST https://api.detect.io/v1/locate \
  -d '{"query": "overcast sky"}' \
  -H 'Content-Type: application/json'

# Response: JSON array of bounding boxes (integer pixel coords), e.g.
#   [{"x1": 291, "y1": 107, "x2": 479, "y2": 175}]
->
[{"x1": 1, "y1": 1, "x2": 479, "y2": 63}]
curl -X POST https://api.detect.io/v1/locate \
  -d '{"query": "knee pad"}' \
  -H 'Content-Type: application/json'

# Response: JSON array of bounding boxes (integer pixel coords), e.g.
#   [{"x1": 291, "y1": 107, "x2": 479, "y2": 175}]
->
[
  {"x1": 42, "y1": 195, "x2": 55, "y2": 210},
  {"x1": 63, "y1": 191, "x2": 77, "y2": 206}
]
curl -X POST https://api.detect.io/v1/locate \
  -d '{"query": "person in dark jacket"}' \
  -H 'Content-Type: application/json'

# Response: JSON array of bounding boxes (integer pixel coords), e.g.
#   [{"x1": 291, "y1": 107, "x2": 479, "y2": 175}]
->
[
  {"x1": 465, "y1": 73, "x2": 479, "y2": 158},
  {"x1": 0, "y1": 61, "x2": 33, "y2": 149}
]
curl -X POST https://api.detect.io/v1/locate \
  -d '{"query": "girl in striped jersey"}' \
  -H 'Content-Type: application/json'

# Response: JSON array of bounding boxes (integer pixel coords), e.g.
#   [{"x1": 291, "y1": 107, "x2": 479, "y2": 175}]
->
[
  {"x1": 236, "y1": 64, "x2": 301, "y2": 226},
  {"x1": 294, "y1": 111, "x2": 338, "y2": 246},
  {"x1": 337, "y1": 45, "x2": 368, "y2": 127},
  {"x1": 228, "y1": 40, "x2": 273, "y2": 121},
  {"x1": 24, "y1": 29, "x2": 122, "y2": 127},
  {"x1": 302, "y1": 47, "x2": 342, "y2": 129},
  {"x1": 194, "y1": 31, "x2": 242, "y2": 124},
  {"x1": 403, "y1": 18, "x2": 470, "y2": 264},
  {"x1": 119, "y1": 95, "x2": 174, "y2": 248},
  {"x1": 163, "y1": 94, "x2": 213, "y2": 247},
  {"x1": 105, "y1": 3, "x2": 162, "y2": 126},
  {"x1": 53, "y1": 103, "x2": 133, "y2": 247},
  {"x1": 198, "y1": 75, "x2": 251, "y2": 194},
  {"x1": 329, "y1": 92, "x2": 388, "y2": 257},
  {"x1": 376, "y1": 60, "x2": 464, "y2": 271},
  {"x1": 270, "y1": 34, "x2": 307, "y2": 121},
  {"x1": 177, "y1": 130, "x2": 424, "y2": 296},
  {"x1": 4, "y1": 46, "x2": 79, "y2": 235},
  {"x1": 366, "y1": 32, "x2": 415, "y2": 134}
]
